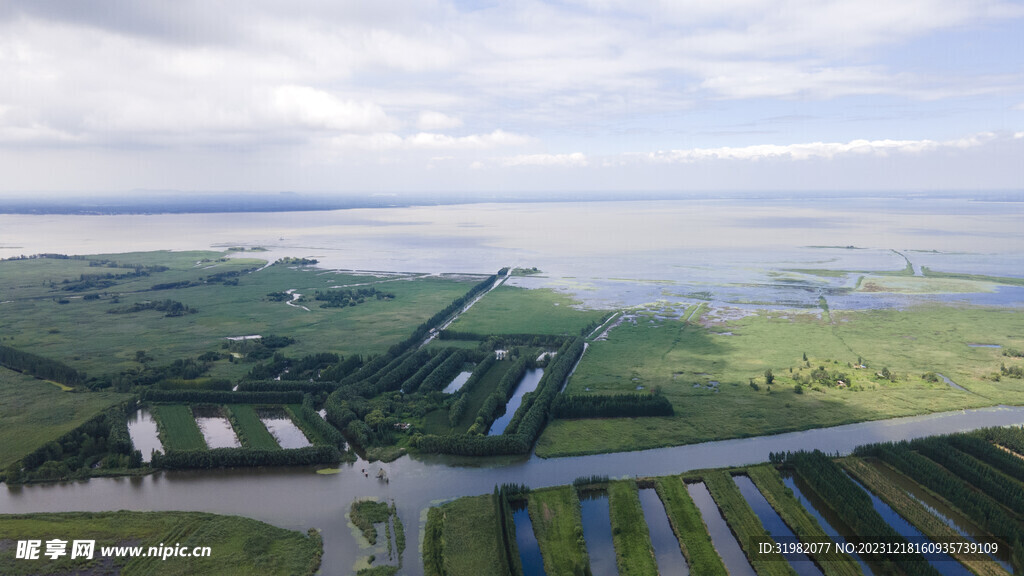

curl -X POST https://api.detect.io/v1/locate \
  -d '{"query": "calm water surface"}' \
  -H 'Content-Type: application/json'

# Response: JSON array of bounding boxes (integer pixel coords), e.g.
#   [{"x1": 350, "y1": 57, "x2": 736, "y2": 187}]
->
[
  {"x1": 511, "y1": 501, "x2": 547, "y2": 576},
  {"x1": 733, "y1": 475, "x2": 822, "y2": 576},
  {"x1": 579, "y1": 490, "x2": 617, "y2": 576},
  {"x1": 126, "y1": 408, "x2": 162, "y2": 463},
  {"x1": 638, "y1": 488, "x2": 688, "y2": 576},
  {"x1": 687, "y1": 481, "x2": 756, "y2": 576},
  {"x1": 781, "y1": 473, "x2": 874, "y2": 576},
  {"x1": 489, "y1": 368, "x2": 544, "y2": 435}
]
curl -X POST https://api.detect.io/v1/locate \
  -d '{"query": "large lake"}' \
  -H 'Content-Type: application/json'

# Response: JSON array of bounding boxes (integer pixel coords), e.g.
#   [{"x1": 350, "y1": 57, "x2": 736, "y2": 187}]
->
[{"x1": 2, "y1": 197, "x2": 1023, "y2": 574}]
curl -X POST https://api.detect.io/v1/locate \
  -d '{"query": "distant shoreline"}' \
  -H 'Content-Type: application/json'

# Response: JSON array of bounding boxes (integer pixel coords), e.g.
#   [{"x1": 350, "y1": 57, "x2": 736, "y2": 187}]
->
[{"x1": 0, "y1": 190, "x2": 1020, "y2": 216}]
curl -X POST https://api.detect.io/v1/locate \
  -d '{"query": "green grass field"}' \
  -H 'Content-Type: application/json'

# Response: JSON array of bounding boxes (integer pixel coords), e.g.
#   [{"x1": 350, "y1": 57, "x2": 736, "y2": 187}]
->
[
  {"x1": 151, "y1": 404, "x2": 207, "y2": 451},
  {"x1": 0, "y1": 511, "x2": 321, "y2": 575},
  {"x1": 225, "y1": 405, "x2": 280, "y2": 450},
  {"x1": 537, "y1": 304, "x2": 1022, "y2": 457},
  {"x1": 607, "y1": 480, "x2": 658, "y2": 576},
  {"x1": 527, "y1": 486, "x2": 591, "y2": 576},
  {"x1": 438, "y1": 495, "x2": 507, "y2": 576},
  {"x1": 448, "y1": 285, "x2": 607, "y2": 335},
  {"x1": 0, "y1": 367, "x2": 127, "y2": 469},
  {"x1": 653, "y1": 476, "x2": 727, "y2": 575},
  {"x1": 0, "y1": 252, "x2": 479, "y2": 378}
]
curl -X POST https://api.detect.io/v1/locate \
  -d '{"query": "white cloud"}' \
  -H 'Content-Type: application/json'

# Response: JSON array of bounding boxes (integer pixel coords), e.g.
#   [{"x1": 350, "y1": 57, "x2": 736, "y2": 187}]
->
[
  {"x1": 416, "y1": 111, "x2": 463, "y2": 131},
  {"x1": 323, "y1": 129, "x2": 532, "y2": 152},
  {"x1": 271, "y1": 85, "x2": 397, "y2": 132},
  {"x1": 647, "y1": 133, "x2": 998, "y2": 162},
  {"x1": 499, "y1": 153, "x2": 589, "y2": 167}
]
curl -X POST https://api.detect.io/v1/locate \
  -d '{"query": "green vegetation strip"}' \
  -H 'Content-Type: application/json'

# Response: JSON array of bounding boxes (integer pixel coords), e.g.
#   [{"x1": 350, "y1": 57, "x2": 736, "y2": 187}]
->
[
  {"x1": 350, "y1": 500, "x2": 391, "y2": 545},
  {"x1": 527, "y1": 486, "x2": 591, "y2": 576},
  {"x1": 225, "y1": 405, "x2": 280, "y2": 450},
  {"x1": 746, "y1": 465, "x2": 862, "y2": 576},
  {"x1": 0, "y1": 367, "x2": 126, "y2": 470},
  {"x1": 438, "y1": 495, "x2": 508, "y2": 576},
  {"x1": 151, "y1": 404, "x2": 207, "y2": 451},
  {"x1": 0, "y1": 511, "x2": 322, "y2": 576},
  {"x1": 608, "y1": 480, "x2": 659, "y2": 576},
  {"x1": 841, "y1": 458, "x2": 1008, "y2": 576},
  {"x1": 654, "y1": 476, "x2": 727, "y2": 575},
  {"x1": 703, "y1": 470, "x2": 796, "y2": 576}
]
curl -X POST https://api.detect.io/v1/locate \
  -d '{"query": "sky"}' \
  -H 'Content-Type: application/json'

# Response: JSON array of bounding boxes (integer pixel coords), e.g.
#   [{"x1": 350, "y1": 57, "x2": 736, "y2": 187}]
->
[{"x1": 1, "y1": 0, "x2": 1023, "y2": 196}]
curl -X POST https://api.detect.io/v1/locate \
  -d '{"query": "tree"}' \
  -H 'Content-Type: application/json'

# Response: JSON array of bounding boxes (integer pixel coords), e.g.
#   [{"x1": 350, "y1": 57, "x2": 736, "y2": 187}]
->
[{"x1": 764, "y1": 369, "x2": 774, "y2": 385}]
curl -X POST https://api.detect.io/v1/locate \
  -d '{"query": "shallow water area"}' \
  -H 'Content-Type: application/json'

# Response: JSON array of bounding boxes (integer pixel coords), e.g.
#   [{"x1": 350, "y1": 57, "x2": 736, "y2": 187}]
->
[
  {"x1": 193, "y1": 406, "x2": 241, "y2": 449},
  {"x1": 687, "y1": 481, "x2": 756, "y2": 576},
  {"x1": 579, "y1": 490, "x2": 617, "y2": 576},
  {"x1": 511, "y1": 500, "x2": 547, "y2": 575},
  {"x1": 489, "y1": 368, "x2": 544, "y2": 435},
  {"x1": 258, "y1": 408, "x2": 311, "y2": 449},
  {"x1": 126, "y1": 408, "x2": 163, "y2": 463},
  {"x1": 638, "y1": 487, "x2": 688, "y2": 576},
  {"x1": 733, "y1": 475, "x2": 822, "y2": 576},
  {"x1": 442, "y1": 371, "x2": 472, "y2": 394}
]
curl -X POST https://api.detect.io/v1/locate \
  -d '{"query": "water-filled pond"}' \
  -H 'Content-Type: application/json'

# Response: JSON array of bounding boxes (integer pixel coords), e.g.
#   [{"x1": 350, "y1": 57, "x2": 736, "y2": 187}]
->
[
  {"x1": 442, "y1": 371, "x2": 473, "y2": 394},
  {"x1": 637, "y1": 487, "x2": 688, "y2": 576},
  {"x1": 686, "y1": 481, "x2": 756, "y2": 576},
  {"x1": 126, "y1": 408, "x2": 163, "y2": 463},
  {"x1": 489, "y1": 368, "x2": 544, "y2": 435},
  {"x1": 192, "y1": 406, "x2": 240, "y2": 449},
  {"x1": 511, "y1": 500, "x2": 547, "y2": 575},
  {"x1": 733, "y1": 475, "x2": 822, "y2": 576},
  {"x1": 579, "y1": 490, "x2": 617, "y2": 576},
  {"x1": 258, "y1": 408, "x2": 311, "y2": 449}
]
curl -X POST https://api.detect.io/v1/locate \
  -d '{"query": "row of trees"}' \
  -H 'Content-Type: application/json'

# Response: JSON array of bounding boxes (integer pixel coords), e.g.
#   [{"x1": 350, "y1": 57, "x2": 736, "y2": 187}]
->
[
  {"x1": 0, "y1": 344, "x2": 86, "y2": 387},
  {"x1": 448, "y1": 355, "x2": 497, "y2": 426},
  {"x1": 237, "y1": 380, "x2": 338, "y2": 394},
  {"x1": 297, "y1": 395, "x2": 347, "y2": 449},
  {"x1": 780, "y1": 450, "x2": 939, "y2": 576},
  {"x1": 385, "y1": 274, "x2": 498, "y2": 357},
  {"x1": 418, "y1": 350, "x2": 467, "y2": 393},
  {"x1": 140, "y1": 389, "x2": 303, "y2": 404},
  {"x1": 107, "y1": 299, "x2": 197, "y2": 316},
  {"x1": 439, "y1": 331, "x2": 569, "y2": 349},
  {"x1": 417, "y1": 338, "x2": 587, "y2": 456},
  {"x1": 853, "y1": 441, "x2": 1024, "y2": 548},
  {"x1": 494, "y1": 484, "x2": 529, "y2": 576},
  {"x1": 467, "y1": 358, "x2": 528, "y2": 435},
  {"x1": 152, "y1": 445, "x2": 341, "y2": 469},
  {"x1": 313, "y1": 287, "x2": 395, "y2": 308},
  {"x1": 910, "y1": 437, "x2": 1024, "y2": 515},
  {"x1": 5, "y1": 405, "x2": 140, "y2": 484},
  {"x1": 552, "y1": 392, "x2": 673, "y2": 419}
]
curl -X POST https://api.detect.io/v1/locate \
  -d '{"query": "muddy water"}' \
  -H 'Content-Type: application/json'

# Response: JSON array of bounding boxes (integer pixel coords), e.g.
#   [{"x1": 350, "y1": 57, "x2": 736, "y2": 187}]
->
[
  {"x1": 846, "y1": 474, "x2": 972, "y2": 576},
  {"x1": 781, "y1": 473, "x2": 875, "y2": 576},
  {"x1": 192, "y1": 406, "x2": 240, "y2": 449},
  {"x1": 863, "y1": 460, "x2": 1014, "y2": 572},
  {"x1": 489, "y1": 368, "x2": 544, "y2": 435},
  {"x1": 258, "y1": 408, "x2": 311, "y2": 449},
  {"x1": 126, "y1": 408, "x2": 163, "y2": 463},
  {"x1": 733, "y1": 475, "x2": 822, "y2": 576},
  {"x1": 442, "y1": 371, "x2": 472, "y2": 394},
  {"x1": 6, "y1": 406, "x2": 1024, "y2": 575},
  {"x1": 638, "y1": 488, "x2": 688, "y2": 576},
  {"x1": 687, "y1": 481, "x2": 756, "y2": 576},
  {"x1": 511, "y1": 500, "x2": 547, "y2": 575},
  {"x1": 579, "y1": 490, "x2": 618, "y2": 576}
]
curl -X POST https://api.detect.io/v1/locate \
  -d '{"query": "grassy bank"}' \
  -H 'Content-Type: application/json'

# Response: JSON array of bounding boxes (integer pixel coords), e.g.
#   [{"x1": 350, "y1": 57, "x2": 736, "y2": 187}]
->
[
  {"x1": 537, "y1": 304, "x2": 1017, "y2": 457},
  {"x1": 607, "y1": 480, "x2": 658, "y2": 576},
  {"x1": 0, "y1": 510, "x2": 322, "y2": 575},
  {"x1": 438, "y1": 495, "x2": 507, "y2": 576},
  {"x1": 448, "y1": 285, "x2": 607, "y2": 335},
  {"x1": 0, "y1": 367, "x2": 127, "y2": 469},
  {"x1": 527, "y1": 486, "x2": 591, "y2": 576},
  {"x1": 151, "y1": 404, "x2": 207, "y2": 451},
  {"x1": 654, "y1": 476, "x2": 728, "y2": 575},
  {"x1": 225, "y1": 405, "x2": 280, "y2": 450}
]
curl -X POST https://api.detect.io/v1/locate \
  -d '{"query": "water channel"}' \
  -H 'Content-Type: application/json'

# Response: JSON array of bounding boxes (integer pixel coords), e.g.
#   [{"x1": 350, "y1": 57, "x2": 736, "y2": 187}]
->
[
  {"x1": 511, "y1": 500, "x2": 547, "y2": 575},
  {"x1": 488, "y1": 368, "x2": 544, "y2": 435},
  {"x1": 4, "y1": 406, "x2": 1024, "y2": 575},
  {"x1": 579, "y1": 490, "x2": 617, "y2": 576},
  {"x1": 733, "y1": 475, "x2": 822, "y2": 576},
  {"x1": 258, "y1": 408, "x2": 312, "y2": 449},
  {"x1": 687, "y1": 481, "x2": 757, "y2": 576},
  {"x1": 442, "y1": 371, "x2": 473, "y2": 394},
  {"x1": 637, "y1": 487, "x2": 688, "y2": 576},
  {"x1": 781, "y1": 473, "x2": 875, "y2": 576}
]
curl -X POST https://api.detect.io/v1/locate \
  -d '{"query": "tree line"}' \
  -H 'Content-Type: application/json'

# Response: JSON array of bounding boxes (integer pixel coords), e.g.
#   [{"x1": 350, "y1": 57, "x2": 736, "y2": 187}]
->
[
  {"x1": 0, "y1": 344, "x2": 86, "y2": 387},
  {"x1": 552, "y1": 392, "x2": 674, "y2": 419},
  {"x1": 140, "y1": 389, "x2": 303, "y2": 404},
  {"x1": 779, "y1": 450, "x2": 940, "y2": 576},
  {"x1": 853, "y1": 441, "x2": 1024, "y2": 549},
  {"x1": 448, "y1": 355, "x2": 497, "y2": 426},
  {"x1": 152, "y1": 445, "x2": 340, "y2": 469}
]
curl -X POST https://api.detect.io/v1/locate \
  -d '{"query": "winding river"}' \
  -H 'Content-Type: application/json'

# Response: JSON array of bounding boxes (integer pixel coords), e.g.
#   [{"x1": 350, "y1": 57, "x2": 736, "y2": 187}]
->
[{"x1": 5, "y1": 406, "x2": 1024, "y2": 575}]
